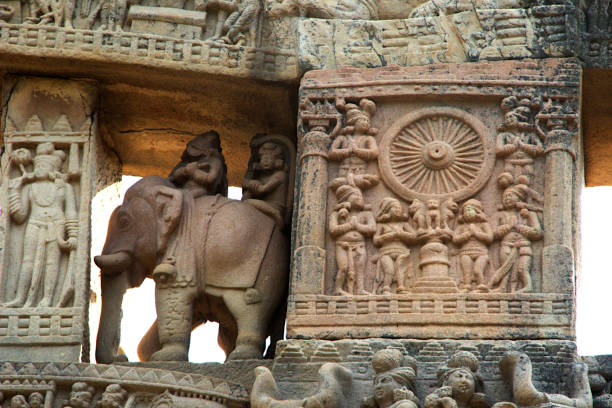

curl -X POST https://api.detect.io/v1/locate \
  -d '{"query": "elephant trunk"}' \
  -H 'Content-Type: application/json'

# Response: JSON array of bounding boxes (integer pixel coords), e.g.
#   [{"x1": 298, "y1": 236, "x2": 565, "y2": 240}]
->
[
  {"x1": 94, "y1": 251, "x2": 132, "y2": 275},
  {"x1": 96, "y1": 271, "x2": 129, "y2": 364}
]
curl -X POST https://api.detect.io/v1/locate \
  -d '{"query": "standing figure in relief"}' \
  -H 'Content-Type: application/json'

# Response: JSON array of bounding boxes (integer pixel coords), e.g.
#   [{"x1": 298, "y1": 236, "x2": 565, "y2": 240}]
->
[
  {"x1": 329, "y1": 98, "x2": 379, "y2": 164},
  {"x1": 362, "y1": 348, "x2": 419, "y2": 408},
  {"x1": 425, "y1": 352, "x2": 490, "y2": 408},
  {"x1": 242, "y1": 141, "x2": 289, "y2": 228},
  {"x1": 168, "y1": 131, "x2": 228, "y2": 198},
  {"x1": 5, "y1": 143, "x2": 78, "y2": 308},
  {"x1": 329, "y1": 184, "x2": 376, "y2": 296},
  {"x1": 452, "y1": 199, "x2": 493, "y2": 293},
  {"x1": 495, "y1": 96, "x2": 544, "y2": 187},
  {"x1": 489, "y1": 185, "x2": 543, "y2": 293},
  {"x1": 85, "y1": 0, "x2": 132, "y2": 31},
  {"x1": 373, "y1": 198, "x2": 417, "y2": 294}
]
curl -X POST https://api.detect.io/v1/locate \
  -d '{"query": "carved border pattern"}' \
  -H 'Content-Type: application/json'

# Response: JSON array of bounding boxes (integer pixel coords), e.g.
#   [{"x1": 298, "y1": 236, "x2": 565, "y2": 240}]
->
[{"x1": 0, "y1": 24, "x2": 298, "y2": 81}]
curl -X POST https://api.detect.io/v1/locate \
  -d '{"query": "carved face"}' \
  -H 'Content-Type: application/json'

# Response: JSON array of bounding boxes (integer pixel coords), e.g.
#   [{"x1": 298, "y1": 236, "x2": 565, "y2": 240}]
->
[
  {"x1": 29, "y1": 393, "x2": 44, "y2": 408},
  {"x1": 502, "y1": 190, "x2": 519, "y2": 209},
  {"x1": 34, "y1": 159, "x2": 54, "y2": 179},
  {"x1": 348, "y1": 191, "x2": 364, "y2": 210},
  {"x1": 354, "y1": 116, "x2": 370, "y2": 133},
  {"x1": 374, "y1": 373, "x2": 400, "y2": 406},
  {"x1": 10, "y1": 396, "x2": 28, "y2": 408},
  {"x1": 463, "y1": 204, "x2": 477, "y2": 221},
  {"x1": 258, "y1": 143, "x2": 283, "y2": 171},
  {"x1": 446, "y1": 369, "x2": 475, "y2": 401}
]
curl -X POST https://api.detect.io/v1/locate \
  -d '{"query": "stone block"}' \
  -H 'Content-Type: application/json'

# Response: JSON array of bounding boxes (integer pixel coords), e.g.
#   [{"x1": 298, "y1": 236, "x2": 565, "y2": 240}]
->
[{"x1": 289, "y1": 59, "x2": 582, "y2": 341}]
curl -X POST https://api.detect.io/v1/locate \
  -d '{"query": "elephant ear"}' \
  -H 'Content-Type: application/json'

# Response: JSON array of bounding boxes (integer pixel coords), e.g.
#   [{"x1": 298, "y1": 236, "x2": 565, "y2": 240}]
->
[{"x1": 151, "y1": 185, "x2": 183, "y2": 253}]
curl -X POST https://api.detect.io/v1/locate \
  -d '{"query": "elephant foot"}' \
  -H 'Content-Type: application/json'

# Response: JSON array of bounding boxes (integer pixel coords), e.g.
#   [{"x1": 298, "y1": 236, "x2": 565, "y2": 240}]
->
[
  {"x1": 227, "y1": 345, "x2": 262, "y2": 360},
  {"x1": 150, "y1": 342, "x2": 188, "y2": 361}
]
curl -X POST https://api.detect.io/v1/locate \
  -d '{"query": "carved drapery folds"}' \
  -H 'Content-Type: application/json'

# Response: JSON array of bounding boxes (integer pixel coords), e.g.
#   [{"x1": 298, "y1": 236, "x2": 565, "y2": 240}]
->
[
  {"x1": 0, "y1": 76, "x2": 115, "y2": 362},
  {"x1": 289, "y1": 60, "x2": 581, "y2": 341}
]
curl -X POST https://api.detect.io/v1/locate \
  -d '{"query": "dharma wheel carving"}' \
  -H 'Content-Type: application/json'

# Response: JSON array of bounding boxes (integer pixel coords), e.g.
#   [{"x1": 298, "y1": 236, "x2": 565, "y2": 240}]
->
[{"x1": 378, "y1": 107, "x2": 494, "y2": 201}]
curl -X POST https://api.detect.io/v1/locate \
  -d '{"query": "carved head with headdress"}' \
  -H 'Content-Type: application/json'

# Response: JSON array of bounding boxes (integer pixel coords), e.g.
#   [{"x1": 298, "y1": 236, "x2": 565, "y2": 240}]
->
[
  {"x1": 367, "y1": 348, "x2": 418, "y2": 408},
  {"x1": 342, "y1": 99, "x2": 378, "y2": 135},
  {"x1": 458, "y1": 199, "x2": 487, "y2": 224},
  {"x1": 437, "y1": 351, "x2": 487, "y2": 407},
  {"x1": 33, "y1": 142, "x2": 66, "y2": 180},
  {"x1": 376, "y1": 197, "x2": 407, "y2": 222},
  {"x1": 498, "y1": 95, "x2": 539, "y2": 132},
  {"x1": 334, "y1": 184, "x2": 364, "y2": 211},
  {"x1": 501, "y1": 184, "x2": 528, "y2": 210}
]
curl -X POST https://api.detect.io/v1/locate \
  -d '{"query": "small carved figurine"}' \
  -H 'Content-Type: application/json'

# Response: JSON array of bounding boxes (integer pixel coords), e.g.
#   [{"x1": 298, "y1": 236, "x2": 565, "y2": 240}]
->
[
  {"x1": 441, "y1": 199, "x2": 458, "y2": 230},
  {"x1": 373, "y1": 198, "x2": 417, "y2": 294},
  {"x1": 96, "y1": 384, "x2": 128, "y2": 408},
  {"x1": 495, "y1": 95, "x2": 543, "y2": 187},
  {"x1": 329, "y1": 184, "x2": 376, "y2": 296},
  {"x1": 168, "y1": 131, "x2": 228, "y2": 198},
  {"x1": 329, "y1": 98, "x2": 379, "y2": 164},
  {"x1": 5, "y1": 143, "x2": 78, "y2": 308},
  {"x1": 409, "y1": 199, "x2": 427, "y2": 232},
  {"x1": 85, "y1": 0, "x2": 135, "y2": 31},
  {"x1": 362, "y1": 348, "x2": 419, "y2": 408},
  {"x1": 219, "y1": 0, "x2": 261, "y2": 44},
  {"x1": 452, "y1": 199, "x2": 493, "y2": 293},
  {"x1": 63, "y1": 382, "x2": 95, "y2": 408},
  {"x1": 242, "y1": 135, "x2": 295, "y2": 228},
  {"x1": 490, "y1": 185, "x2": 543, "y2": 293},
  {"x1": 425, "y1": 351, "x2": 490, "y2": 408},
  {"x1": 25, "y1": 0, "x2": 75, "y2": 28}
]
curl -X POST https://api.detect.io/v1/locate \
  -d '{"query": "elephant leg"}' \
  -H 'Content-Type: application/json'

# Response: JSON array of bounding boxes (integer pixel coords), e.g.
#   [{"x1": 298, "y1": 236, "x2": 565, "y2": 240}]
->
[
  {"x1": 217, "y1": 323, "x2": 237, "y2": 357},
  {"x1": 221, "y1": 289, "x2": 267, "y2": 360},
  {"x1": 138, "y1": 315, "x2": 208, "y2": 362},
  {"x1": 150, "y1": 285, "x2": 196, "y2": 361}
]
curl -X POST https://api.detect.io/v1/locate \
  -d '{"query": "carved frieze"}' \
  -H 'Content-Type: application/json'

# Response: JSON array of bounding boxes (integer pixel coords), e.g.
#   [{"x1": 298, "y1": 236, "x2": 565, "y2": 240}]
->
[{"x1": 289, "y1": 59, "x2": 581, "y2": 340}]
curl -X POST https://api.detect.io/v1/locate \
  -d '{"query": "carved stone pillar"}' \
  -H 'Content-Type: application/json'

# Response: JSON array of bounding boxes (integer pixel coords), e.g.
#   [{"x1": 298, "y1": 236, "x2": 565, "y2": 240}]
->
[
  {"x1": 537, "y1": 99, "x2": 580, "y2": 294},
  {"x1": 292, "y1": 117, "x2": 334, "y2": 295},
  {"x1": 0, "y1": 76, "x2": 119, "y2": 362}
]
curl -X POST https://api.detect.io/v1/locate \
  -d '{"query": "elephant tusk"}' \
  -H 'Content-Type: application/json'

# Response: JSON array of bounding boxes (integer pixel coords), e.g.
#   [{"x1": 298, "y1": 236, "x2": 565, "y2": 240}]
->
[{"x1": 94, "y1": 251, "x2": 132, "y2": 275}]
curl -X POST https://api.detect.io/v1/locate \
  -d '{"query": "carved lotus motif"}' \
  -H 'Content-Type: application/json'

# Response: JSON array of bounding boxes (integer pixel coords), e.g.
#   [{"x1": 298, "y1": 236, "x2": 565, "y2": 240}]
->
[{"x1": 378, "y1": 107, "x2": 494, "y2": 202}]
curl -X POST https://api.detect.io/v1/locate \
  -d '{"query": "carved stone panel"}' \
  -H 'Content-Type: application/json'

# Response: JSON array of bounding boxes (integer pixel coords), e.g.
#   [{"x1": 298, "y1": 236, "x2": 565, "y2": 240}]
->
[
  {"x1": 0, "y1": 76, "x2": 118, "y2": 362},
  {"x1": 289, "y1": 59, "x2": 581, "y2": 341}
]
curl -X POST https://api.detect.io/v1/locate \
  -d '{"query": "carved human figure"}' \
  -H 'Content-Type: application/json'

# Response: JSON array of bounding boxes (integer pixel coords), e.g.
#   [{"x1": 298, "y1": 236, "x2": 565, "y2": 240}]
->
[
  {"x1": 29, "y1": 393, "x2": 44, "y2": 408},
  {"x1": 362, "y1": 348, "x2": 419, "y2": 408},
  {"x1": 242, "y1": 141, "x2": 289, "y2": 227},
  {"x1": 219, "y1": 0, "x2": 261, "y2": 44},
  {"x1": 10, "y1": 395, "x2": 29, "y2": 408},
  {"x1": 63, "y1": 383, "x2": 95, "y2": 408},
  {"x1": 85, "y1": 0, "x2": 133, "y2": 31},
  {"x1": 373, "y1": 198, "x2": 417, "y2": 294},
  {"x1": 328, "y1": 98, "x2": 379, "y2": 165},
  {"x1": 452, "y1": 199, "x2": 493, "y2": 293},
  {"x1": 168, "y1": 130, "x2": 228, "y2": 198},
  {"x1": 495, "y1": 96, "x2": 544, "y2": 187},
  {"x1": 96, "y1": 384, "x2": 128, "y2": 408},
  {"x1": 425, "y1": 352, "x2": 489, "y2": 408},
  {"x1": 490, "y1": 185, "x2": 543, "y2": 293},
  {"x1": 5, "y1": 143, "x2": 78, "y2": 308},
  {"x1": 25, "y1": 0, "x2": 75, "y2": 28},
  {"x1": 329, "y1": 184, "x2": 376, "y2": 296}
]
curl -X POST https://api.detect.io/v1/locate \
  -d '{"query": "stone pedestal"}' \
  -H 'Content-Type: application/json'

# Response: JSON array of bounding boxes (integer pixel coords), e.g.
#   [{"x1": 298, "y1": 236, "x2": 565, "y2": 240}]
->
[{"x1": 0, "y1": 76, "x2": 119, "y2": 362}]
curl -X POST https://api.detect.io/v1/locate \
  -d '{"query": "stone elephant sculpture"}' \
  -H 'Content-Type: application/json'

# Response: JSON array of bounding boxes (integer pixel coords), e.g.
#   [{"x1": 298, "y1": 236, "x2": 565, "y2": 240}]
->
[{"x1": 94, "y1": 175, "x2": 288, "y2": 363}]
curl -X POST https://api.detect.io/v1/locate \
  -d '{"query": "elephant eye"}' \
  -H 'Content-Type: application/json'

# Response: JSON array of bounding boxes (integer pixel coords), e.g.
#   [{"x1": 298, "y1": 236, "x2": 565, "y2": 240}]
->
[{"x1": 117, "y1": 212, "x2": 131, "y2": 231}]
